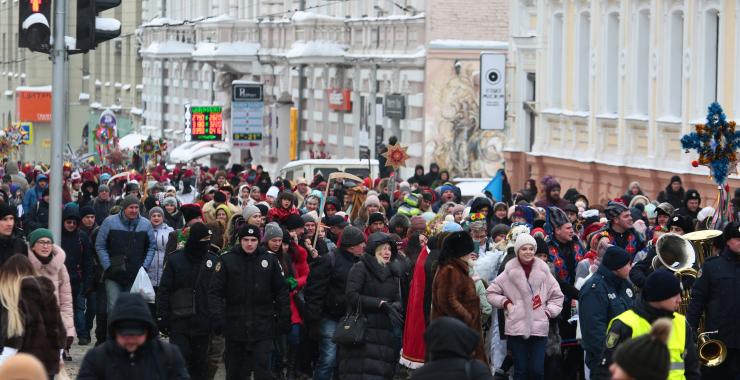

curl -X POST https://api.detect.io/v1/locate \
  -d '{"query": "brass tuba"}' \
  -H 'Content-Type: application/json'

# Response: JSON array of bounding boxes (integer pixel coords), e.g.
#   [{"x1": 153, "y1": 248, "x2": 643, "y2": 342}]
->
[
  {"x1": 683, "y1": 230, "x2": 723, "y2": 268},
  {"x1": 652, "y1": 233, "x2": 695, "y2": 272}
]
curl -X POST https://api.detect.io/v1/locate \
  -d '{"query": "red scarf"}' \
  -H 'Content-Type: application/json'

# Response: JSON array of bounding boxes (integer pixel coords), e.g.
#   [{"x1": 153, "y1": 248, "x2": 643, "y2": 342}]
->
[
  {"x1": 519, "y1": 257, "x2": 533, "y2": 279},
  {"x1": 401, "y1": 245, "x2": 429, "y2": 369}
]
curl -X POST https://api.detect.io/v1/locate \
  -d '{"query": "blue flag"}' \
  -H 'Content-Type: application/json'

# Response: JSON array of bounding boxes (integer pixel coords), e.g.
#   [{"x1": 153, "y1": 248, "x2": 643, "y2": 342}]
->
[{"x1": 483, "y1": 171, "x2": 503, "y2": 202}]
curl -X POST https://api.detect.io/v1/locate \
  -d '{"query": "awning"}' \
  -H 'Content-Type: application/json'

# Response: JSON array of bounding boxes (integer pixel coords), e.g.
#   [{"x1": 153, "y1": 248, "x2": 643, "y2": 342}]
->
[
  {"x1": 118, "y1": 133, "x2": 147, "y2": 151},
  {"x1": 168, "y1": 141, "x2": 230, "y2": 163}
]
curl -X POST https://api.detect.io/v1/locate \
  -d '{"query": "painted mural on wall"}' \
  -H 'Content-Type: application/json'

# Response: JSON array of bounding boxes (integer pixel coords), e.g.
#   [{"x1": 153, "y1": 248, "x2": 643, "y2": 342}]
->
[{"x1": 426, "y1": 59, "x2": 505, "y2": 178}]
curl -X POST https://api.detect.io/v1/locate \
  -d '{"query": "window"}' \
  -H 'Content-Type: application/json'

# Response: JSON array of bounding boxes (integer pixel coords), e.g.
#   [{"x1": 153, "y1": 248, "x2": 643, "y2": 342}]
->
[
  {"x1": 577, "y1": 12, "x2": 590, "y2": 111},
  {"x1": 668, "y1": 10, "x2": 683, "y2": 117},
  {"x1": 550, "y1": 13, "x2": 563, "y2": 108},
  {"x1": 604, "y1": 12, "x2": 619, "y2": 114},
  {"x1": 634, "y1": 9, "x2": 650, "y2": 115},
  {"x1": 703, "y1": 9, "x2": 719, "y2": 106}
]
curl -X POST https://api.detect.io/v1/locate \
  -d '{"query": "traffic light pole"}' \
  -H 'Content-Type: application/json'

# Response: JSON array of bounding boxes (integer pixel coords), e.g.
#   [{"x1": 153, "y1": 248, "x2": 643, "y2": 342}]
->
[{"x1": 48, "y1": 0, "x2": 67, "y2": 241}]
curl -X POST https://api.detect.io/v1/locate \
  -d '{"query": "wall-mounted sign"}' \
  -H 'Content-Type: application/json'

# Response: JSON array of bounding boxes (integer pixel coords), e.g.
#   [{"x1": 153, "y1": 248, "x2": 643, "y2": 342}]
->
[
  {"x1": 16, "y1": 88, "x2": 52, "y2": 122},
  {"x1": 328, "y1": 88, "x2": 352, "y2": 112},
  {"x1": 384, "y1": 94, "x2": 406, "y2": 120},
  {"x1": 185, "y1": 105, "x2": 223, "y2": 141},
  {"x1": 232, "y1": 82, "x2": 264, "y2": 147},
  {"x1": 16, "y1": 122, "x2": 32, "y2": 144},
  {"x1": 480, "y1": 53, "x2": 506, "y2": 130}
]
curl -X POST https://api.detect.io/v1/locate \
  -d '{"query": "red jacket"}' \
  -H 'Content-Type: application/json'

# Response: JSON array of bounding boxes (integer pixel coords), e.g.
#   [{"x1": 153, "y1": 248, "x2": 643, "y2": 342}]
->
[{"x1": 289, "y1": 242, "x2": 309, "y2": 325}]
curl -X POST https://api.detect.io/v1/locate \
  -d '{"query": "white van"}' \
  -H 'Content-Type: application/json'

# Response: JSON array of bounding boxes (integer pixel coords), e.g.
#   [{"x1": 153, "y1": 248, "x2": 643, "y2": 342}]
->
[{"x1": 279, "y1": 159, "x2": 379, "y2": 182}]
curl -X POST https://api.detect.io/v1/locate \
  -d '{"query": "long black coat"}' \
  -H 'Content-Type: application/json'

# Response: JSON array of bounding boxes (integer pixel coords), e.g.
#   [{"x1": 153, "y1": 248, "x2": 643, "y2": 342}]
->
[
  {"x1": 208, "y1": 245, "x2": 290, "y2": 342},
  {"x1": 339, "y1": 233, "x2": 403, "y2": 380},
  {"x1": 303, "y1": 246, "x2": 360, "y2": 324},
  {"x1": 156, "y1": 247, "x2": 218, "y2": 336}
]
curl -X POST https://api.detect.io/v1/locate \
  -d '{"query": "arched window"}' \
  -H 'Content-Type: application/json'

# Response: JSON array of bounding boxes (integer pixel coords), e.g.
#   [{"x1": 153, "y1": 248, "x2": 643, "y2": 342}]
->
[
  {"x1": 550, "y1": 13, "x2": 564, "y2": 108},
  {"x1": 604, "y1": 12, "x2": 619, "y2": 114},
  {"x1": 667, "y1": 10, "x2": 683, "y2": 117},
  {"x1": 577, "y1": 11, "x2": 590, "y2": 111},
  {"x1": 634, "y1": 9, "x2": 650, "y2": 115}
]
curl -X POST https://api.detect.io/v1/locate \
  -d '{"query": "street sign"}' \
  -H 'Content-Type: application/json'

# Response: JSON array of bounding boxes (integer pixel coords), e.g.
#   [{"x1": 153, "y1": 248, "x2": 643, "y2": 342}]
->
[
  {"x1": 231, "y1": 82, "x2": 264, "y2": 147},
  {"x1": 384, "y1": 94, "x2": 406, "y2": 120},
  {"x1": 480, "y1": 53, "x2": 506, "y2": 130},
  {"x1": 17, "y1": 122, "x2": 32, "y2": 144},
  {"x1": 185, "y1": 105, "x2": 223, "y2": 141}
]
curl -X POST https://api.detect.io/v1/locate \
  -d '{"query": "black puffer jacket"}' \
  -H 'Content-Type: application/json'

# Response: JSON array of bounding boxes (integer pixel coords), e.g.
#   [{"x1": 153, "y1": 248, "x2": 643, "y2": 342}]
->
[
  {"x1": 303, "y1": 246, "x2": 361, "y2": 324},
  {"x1": 61, "y1": 228, "x2": 95, "y2": 293},
  {"x1": 77, "y1": 293, "x2": 189, "y2": 380},
  {"x1": 156, "y1": 246, "x2": 218, "y2": 336},
  {"x1": 23, "y1": 200, "x2": 49, "y2": 235},
  {"x1": 339, "y1": 233, "x2": 403, "y2": 380},
  {"x1": 411, "y1": 317, "x2": 493, "y2": 380},
  {"x1": 208, "y1": 245, "x2": 290, "y2": 341}
]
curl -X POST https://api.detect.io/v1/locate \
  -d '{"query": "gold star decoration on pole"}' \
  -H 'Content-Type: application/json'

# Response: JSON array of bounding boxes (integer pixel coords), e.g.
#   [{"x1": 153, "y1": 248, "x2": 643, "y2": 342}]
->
[{"x1": 382, "y1": 144, "x2": 410, "y2": 170}]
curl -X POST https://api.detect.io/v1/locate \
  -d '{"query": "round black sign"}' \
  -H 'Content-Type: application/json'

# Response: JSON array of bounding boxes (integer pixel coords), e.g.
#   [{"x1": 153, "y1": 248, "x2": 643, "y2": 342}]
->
[{"x1": 486, "y1": 69, "x2": 501, "y2": 85}]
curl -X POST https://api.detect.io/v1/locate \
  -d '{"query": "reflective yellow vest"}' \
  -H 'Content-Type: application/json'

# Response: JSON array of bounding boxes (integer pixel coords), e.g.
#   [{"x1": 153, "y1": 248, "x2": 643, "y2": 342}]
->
[{"x1": 607, "y1": 309, "x2": 686, "y2": 380}]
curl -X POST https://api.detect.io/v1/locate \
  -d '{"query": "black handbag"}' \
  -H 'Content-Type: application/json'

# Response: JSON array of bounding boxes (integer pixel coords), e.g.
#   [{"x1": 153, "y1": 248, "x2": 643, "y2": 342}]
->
[{"x1": 332, "y1": 297, "x2": 366, "y2": 345}]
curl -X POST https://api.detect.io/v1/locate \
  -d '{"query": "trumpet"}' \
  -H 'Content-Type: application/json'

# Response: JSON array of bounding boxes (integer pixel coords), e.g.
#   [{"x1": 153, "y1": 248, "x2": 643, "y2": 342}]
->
[{"x1": 698, "y1": 330, "x2": 727, "y2": 367}]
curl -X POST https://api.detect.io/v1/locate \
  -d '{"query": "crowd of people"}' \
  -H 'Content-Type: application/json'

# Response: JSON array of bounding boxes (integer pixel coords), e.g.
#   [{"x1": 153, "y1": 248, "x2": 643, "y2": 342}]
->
[{"x1": 0, "y1": 157, "x2": 738, "y2": 380}]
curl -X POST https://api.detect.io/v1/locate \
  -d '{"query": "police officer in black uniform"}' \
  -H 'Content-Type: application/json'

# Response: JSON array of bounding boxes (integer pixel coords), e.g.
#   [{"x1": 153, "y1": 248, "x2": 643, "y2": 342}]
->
[
  {"x1": 156, "y1": 222, "x2": 219, "y2": 380},
  {"x1": 208, "y1": 224, "x2": 290, "y2": 380}
]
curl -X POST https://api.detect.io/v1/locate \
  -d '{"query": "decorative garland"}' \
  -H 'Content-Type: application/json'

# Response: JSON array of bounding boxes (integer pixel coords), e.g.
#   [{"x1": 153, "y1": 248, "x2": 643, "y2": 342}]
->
[{"x1": 681, "y1": 102, "x2": 740, "y2": 186}]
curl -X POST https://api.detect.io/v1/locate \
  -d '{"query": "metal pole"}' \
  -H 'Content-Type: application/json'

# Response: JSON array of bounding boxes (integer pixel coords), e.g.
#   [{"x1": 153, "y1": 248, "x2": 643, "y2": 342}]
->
[
  {"x1": 295, "y1": 0, "x2": 306, "y2": 160},
  {"x1": 49, "y1": 0, "x2": 67, "y2": 240}
]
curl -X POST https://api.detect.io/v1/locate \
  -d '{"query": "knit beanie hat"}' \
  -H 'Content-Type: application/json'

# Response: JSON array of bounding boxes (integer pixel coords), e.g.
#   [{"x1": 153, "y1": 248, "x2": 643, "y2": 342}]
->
[
  {"x1": 441, "y1": 221, "x2": 463, "y2": 233},
  {"x1": 263, "y1": 222, "x2": 283, "y2": 243},
  {"x1": 187, "y1": 222, "x2": 212, "y2": 245},
  {"x1": 490, "y1": 223, "x2": 510, "y2": 239},
  {"x1": 409, "y1": 216, "x2": 427, "y2": 232},
  {"x1": 440, "y1": 231, "x2": 475, "y2": 261},
  {"x1": 242, "y1": 205, "x2": 260, "y2": 221},
  {"x1": 364, "y1": 195, "x2": 381, "y2": 208},
  {"x1": 79, "y1": 205, "x2": 96, "y2": 218},
  {"x1": 602, "y1": 246, "x2": 631, "y2": 270},
  {"x1": 266, "y1": 186, "x2": 280, "y2": 199},
  {"x1": 668, "y1": 214, "x2": 694, "y2": 234},
  {"x1": 368, "y1": 212, "x2": 386, "y2": 226},
  {"x1": 643, "y1": 269, "x2": 681, "y2": 302},
  {"x1": 120, "y1": 195, "x2": 140, "y2": 210},
  {"x1": 340, "y1": 226, "x2": 366, "y2": 248},
  {"x1": 0, "y1": 202, "x2": 15, "y2": 220},
  {"x1": 0, "y1": 353, "x2": 48, "y2": 380},
  {"x1": 148, "y1": 207, "x2": 164, "y2": 218},
  {"x1": 514, "y1": 233, "x2": 537, "y2": 255},
  {"x1": 29, "y1": 228, "x2": 54, "y2": 246},
  {"x1": 614, "y1": 318, "x2": 672, "y2": 380},
  {"x1": 256, "y1": 203, "x2": 269, "y2": 217},
  {"x1": 98, "y1": 184, "x2": 110, "y2": 193},
  {"x1": 180, "y1": 204, "x2": 202, "y2": 223},
  {"x1": 389, "y1": 214, "x2": 410, "y2": 230},
  {"x1": 302, "y1": 211, "x2": 319, "y2": 224},
  {"x1": 162, "y1": 197, "x2": 178, "y2": 207},
  {"x1": 213, "y1": 191, "x2": 227, "y2": 204},
  {"x1": 284, "y1": 214, "x2": 305, "y2": 230}
]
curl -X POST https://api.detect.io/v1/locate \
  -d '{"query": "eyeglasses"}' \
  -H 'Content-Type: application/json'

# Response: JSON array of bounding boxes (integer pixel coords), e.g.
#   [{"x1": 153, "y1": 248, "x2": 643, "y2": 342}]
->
[{"x1": 35, "y1": 240, "x2": 53, "y2": 246}]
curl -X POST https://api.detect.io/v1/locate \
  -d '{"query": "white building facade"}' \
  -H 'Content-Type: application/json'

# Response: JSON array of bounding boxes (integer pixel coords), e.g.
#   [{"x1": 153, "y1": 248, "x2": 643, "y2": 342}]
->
[
  {"x1": 140, "y1": 0, "x2": 509, "y2": 177},
  {"x1": 506, "y1": 0, "x2": 740, "y2": 204}
]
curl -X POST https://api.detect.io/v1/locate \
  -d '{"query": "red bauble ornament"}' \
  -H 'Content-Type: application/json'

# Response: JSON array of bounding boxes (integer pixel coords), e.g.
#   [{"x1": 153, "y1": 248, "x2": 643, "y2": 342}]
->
[{"x1": 691, "y1": 160, "x2": 699, "y2": 167}]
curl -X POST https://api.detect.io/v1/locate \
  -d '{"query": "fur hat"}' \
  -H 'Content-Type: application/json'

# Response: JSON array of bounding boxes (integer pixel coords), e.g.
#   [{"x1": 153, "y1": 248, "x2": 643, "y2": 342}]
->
[
  {"x1": 284, "y1": 214, "x2": 305, "y2": 230},
  {"x1": 440, "y1": 231, "x2": 475, "y2": 261},
  {"x1": 180, "y1": 204, "x2": 203, "y2": 224},
  {"x1": 548, "y1": 207, "x2": 570, "y2": 228},
  {"x1": 368, "y1": 212, "x2": 386, "y2": 226},
  {"x1": 605, "y1": 202, "x2": 629, "y2": 221},
  {"x1": 668, "y1": 214, "x2": 694, "y2": 234}
]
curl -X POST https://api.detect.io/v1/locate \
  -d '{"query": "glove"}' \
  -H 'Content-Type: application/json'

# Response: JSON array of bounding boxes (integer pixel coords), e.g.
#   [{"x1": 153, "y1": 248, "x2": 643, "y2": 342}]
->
[
  {"x1": 156, "y1": 317, "x2": 169, "y2": 337},
  {"x1": 286, "y1": 276, "x2": 298, "y2": 291}
]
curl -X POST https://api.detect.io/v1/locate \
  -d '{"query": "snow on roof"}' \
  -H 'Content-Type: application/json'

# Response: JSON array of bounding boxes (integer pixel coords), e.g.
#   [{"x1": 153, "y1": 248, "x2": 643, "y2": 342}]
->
[
  {"x1": 96, "y1": 17, "x2": 121, "y2": 32},
  {"x1": 345, "y1": 46, "x2": 426, "y2": 60},
  {"x1": 142, "y1": 17, "x2": 181, "y2": 27},
  {"x1": 200, "y1": 14, "x2": 234, "y2": 24},
  {"x1": 78, "y1": 92, "x2": 90, "y2": 101},
  {"x1": 140, "y1": 40, "x2": 193, "y2": 56},
  {"x1": 286, "y1": 40, "x2": 347, "y2": 58},
  {"x1": 291, "y1": 11, "x2": 344, "y2": 23},
  {"x1": 15, "y1": 85, "x2": 51, "y2": 92},
  {"x1": 428, "y1": 39, "x2": 508, "y2": 50},
  {"x1": 345, "y1": 13, "x2": 425, "y2": 22},
  {"x1": 192, "y1": 41, "x2": 260, "y2": 58},
  {"x1": 130, "y1": 107, "x2": 143, "y2": 116}
]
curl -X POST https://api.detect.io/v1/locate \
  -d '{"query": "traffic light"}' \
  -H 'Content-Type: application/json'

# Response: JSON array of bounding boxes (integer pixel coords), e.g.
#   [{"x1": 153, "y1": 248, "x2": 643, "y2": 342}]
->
[
  {"x1": 18, "y1": 0, "x2": 52, "y2": 53},
  {"x1": 75, "y1": 0, "x2": 121, "y2": 53}
]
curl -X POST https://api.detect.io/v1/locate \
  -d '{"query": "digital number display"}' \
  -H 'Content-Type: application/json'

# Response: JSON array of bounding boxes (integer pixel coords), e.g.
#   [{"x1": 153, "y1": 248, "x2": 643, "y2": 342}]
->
[{"x1": 190, "y1": 106, "x2": 223, "y2": 141}]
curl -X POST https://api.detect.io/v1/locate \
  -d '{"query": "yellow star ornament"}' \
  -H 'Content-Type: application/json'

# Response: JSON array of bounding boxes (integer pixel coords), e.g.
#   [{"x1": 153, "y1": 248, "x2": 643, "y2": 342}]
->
[{"x1": 382, "y1": 144, "x2": 410, "y2": 170}]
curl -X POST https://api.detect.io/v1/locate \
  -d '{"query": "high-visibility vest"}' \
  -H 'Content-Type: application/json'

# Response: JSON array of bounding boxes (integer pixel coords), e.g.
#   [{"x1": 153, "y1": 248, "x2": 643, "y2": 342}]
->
[{"x1": 607, "y1": 309, "x2": 687, "y2": 380}]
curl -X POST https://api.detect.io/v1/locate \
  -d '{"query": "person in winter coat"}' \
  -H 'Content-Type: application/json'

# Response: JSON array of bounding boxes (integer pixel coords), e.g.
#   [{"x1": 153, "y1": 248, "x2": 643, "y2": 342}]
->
[
  {"x1": 534, "y1": 176, "x2": 570, "y2": 209},
  {"x1": 21, "y1": 174, "x2": 47, "y2": 216},
  {"x1": 92, "y1": 184, "x2": 114, "y2": 226},
  {"x1": 431, "y1": 231, "x2": 488, "y2": 364},
  {"x1": 147, "y1": 207, "x2": 173, "y2": 290},
  {"x1": 656, "y1": 175, "x2": 685, "y2": 210},
  {"x1": 23, "y1": 187, "x2": 49, "y2": 235},
  {"x1": 487, "y1": 234, "x2": 564, "y2": 380},
  {"x1": 303, "y1": 225, "x2": 367, "y2": 380},
  {"x1": 60, "y1": 205, "x2": 95, "y2": 346},
  {"x1": 95, "y1": 195, "x2": 157, "y2": 313},
  {"x1": 411, "y1": 317, "x2": 494, "y2": 380},
  {"x1": 676, "y1": 189, "x2": 701, "y2": 221},
  {"x1": 207, "y1": 224, "x2": 290, "y2": 380},
  {"x1": 163, "y1": 197, "x2": 185, "y2": 230},
  {"x1": 578, "y1": 246, "x2": 635, "y2": 373},
  {"x1": 0, "y1": 254, "x2": 67, "y2": 377},
  {"x1": 408, "y1": 165, "x2": 426, "y2": 186},
  {"x1": 25, "y1": 228, "x2": 76, "y2": 362},
  {"x1": 156, "y1": 222, "x2": 218, "y2": 380},
  {"x1": 77, "y1": 293, "x2": 190, "y2": 380},
  {"x1": 338, "y1": 232, "x2": 404, "y2": 380},
  {"x1": 621, "y1": 181, "x2": 644, "y2": 206},
  {"x1": 0, "y1": 202, "x2": 27, "y2": 263}
]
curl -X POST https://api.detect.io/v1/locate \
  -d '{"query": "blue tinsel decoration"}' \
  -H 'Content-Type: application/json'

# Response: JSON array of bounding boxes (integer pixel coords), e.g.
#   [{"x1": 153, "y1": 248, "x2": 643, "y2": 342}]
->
[{"x1": 681, "y1": 102, "x2": 740, "y2": 185}]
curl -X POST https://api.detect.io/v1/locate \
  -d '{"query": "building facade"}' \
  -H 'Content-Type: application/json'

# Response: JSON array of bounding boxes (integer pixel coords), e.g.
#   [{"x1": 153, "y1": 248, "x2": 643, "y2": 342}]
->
[
  {"x1": 0, "y1": 1, "x2": 142, "y2": 163},
  {"x1": 140, "y1": 0, "x2": 509, "y2": 177},
  {"x1": 506, "y1": 0, "x2": 740, "y2": 205}
]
